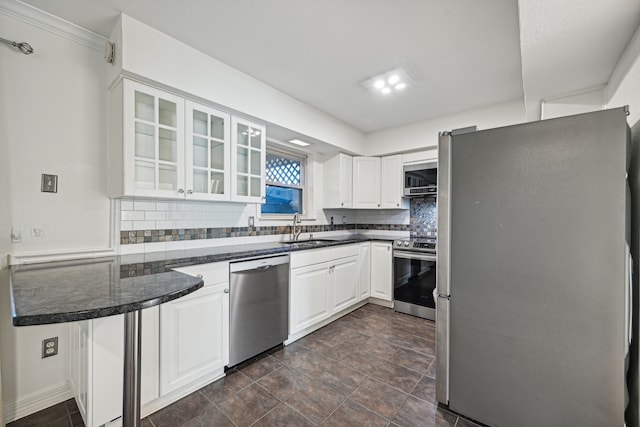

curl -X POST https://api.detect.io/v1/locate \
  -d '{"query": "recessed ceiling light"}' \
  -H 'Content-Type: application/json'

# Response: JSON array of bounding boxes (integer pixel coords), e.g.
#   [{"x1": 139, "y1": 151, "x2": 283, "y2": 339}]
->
[
  {"x1": 360, "y1": 68, "x2": 414, "y2": 96},
  {"x1": 289, "y1": 138, "x2": 311, "y2": 147}
]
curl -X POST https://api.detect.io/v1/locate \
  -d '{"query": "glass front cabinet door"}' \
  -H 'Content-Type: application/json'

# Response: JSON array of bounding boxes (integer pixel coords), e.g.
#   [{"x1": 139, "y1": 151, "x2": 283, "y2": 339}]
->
[
  {"x1": 123, "y1": 79, "x2": 185, "y2": 198},
  {"x1": 231, "y1": 117, "x2": 266, "y2": 203},
  {"x1": 185, "y1": 101, "x2": 231, "y2": 201}
]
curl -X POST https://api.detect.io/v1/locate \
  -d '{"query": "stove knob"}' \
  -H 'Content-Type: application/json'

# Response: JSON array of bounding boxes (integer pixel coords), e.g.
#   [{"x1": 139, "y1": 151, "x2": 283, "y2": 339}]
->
[{"x1": 404, "y1": 241, "x2": 410, "y2": 247}]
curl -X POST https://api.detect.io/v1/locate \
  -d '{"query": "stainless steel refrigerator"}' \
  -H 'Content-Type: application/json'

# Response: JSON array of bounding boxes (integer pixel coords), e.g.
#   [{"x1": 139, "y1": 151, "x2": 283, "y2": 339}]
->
[{"x1": 436, "y1": 107, "x2": 634, "y2": 427}]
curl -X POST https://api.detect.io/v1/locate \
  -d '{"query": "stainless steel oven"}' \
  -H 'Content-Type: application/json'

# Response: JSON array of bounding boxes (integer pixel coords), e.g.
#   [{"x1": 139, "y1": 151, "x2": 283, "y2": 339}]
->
[{"x1": 393, "y1": 239, "x2": 436, "y2": 320}]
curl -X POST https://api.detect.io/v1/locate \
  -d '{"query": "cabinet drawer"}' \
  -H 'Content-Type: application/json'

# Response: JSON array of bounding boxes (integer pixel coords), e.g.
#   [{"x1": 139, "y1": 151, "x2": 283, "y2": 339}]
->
[
  {"x1": 173, "y1": 261, "x2": 229, "y2": 287},
  {"x1": 290, "y1": 244, "x2": 359, "y2": 268}
]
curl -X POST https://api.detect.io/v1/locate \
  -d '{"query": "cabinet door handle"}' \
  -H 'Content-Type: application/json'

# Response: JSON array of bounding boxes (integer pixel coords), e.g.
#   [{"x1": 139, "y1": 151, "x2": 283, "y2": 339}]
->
[
  {"x1": 224, "y1": 289, "x2": 229, "y2": 294},
  {"x1": 396, "y1": 203, "x2": 399, "y2": 207},
  {"x1": 178, "y1": 188, "x2": 185, "y2": 194}
]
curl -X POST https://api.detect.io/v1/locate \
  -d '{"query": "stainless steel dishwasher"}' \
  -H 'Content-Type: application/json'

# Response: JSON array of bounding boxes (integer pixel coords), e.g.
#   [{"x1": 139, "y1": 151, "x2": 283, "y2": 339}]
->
[{"x1": 228, "y1": 255, "x2": 289, "y2": 367}]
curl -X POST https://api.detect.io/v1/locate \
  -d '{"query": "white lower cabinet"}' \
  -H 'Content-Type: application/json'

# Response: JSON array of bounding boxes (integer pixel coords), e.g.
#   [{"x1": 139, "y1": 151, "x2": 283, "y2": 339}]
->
[
  {"x1": 290, "y1": 262, "x2": 332, "y2": 334},
  {"x1": 358, "y1": 242, "x2": 371, "y2": 300},
  {"x1": 370, "y1": 241, "x2": 393, "y2": 301},
  {"x1": 289, "y1": 244, "x2": 361, "y2": 339},
  {"x1": 331, "y1": 256, "x2": 359, "y2": 313},
  {"x1": 161, "y1": 262, "x2": 229, "y2": 394},
  {"x1": 70, "y1": 262, "x2": 229, "y2": 427},
  {"x1": 159, "y1": 282, "x2": 229, "y2": 394},
  {"x1": 70, "y1": 306, "x2": 159, "y2": 427}
]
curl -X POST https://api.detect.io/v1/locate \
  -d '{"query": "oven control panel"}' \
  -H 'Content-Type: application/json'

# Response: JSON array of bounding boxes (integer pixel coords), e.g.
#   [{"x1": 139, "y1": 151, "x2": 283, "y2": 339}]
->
[{"x1": 394, "y1": 239, "x2": 436, "y2": 253}]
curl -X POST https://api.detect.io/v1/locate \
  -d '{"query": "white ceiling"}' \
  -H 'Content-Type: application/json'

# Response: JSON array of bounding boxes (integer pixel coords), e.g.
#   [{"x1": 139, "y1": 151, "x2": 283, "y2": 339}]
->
[{"x1": 15, "y1": 0, "x2": 640, "y2": 133}]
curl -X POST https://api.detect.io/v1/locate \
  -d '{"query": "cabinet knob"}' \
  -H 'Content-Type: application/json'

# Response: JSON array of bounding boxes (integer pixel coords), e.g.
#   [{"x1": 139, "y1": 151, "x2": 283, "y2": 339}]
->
[
  {"x1": 224, "y1": 289, "x2": 229, "y2": 294},
  {"x1": 341, "y1": 202, "x2": 344, "y2": 207},
  {"x1": 178, "y1": 188, "x2": 185, "y2": 194},
  {"x1": 187, "y1": 189, "x2": 193, "y2": 195},
  {"x1": 377, "y1": 204, "x2": 380, "y2": 207},
  {"x1": 397, "y1": 203, "x2": 399, "y2": 207}
]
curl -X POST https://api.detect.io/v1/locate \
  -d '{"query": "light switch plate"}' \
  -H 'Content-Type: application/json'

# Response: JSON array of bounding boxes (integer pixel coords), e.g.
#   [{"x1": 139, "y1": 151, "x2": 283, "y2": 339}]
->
[{"x1": 41, "y1": 174, "x2": 58, "y2": 193}]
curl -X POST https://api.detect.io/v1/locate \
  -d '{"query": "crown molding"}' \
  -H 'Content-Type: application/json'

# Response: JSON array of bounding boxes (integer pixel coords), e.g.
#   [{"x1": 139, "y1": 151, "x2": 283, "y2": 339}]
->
[{"x1": 0, "y1": 0, "x2": 107, "y2": 52}]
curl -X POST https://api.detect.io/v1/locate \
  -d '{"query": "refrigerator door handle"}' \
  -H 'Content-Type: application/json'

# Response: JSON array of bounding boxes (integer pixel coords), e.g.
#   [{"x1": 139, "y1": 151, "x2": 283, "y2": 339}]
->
[
  {"x1": 436, "y1": 294, "x2": 450, "y2": 405},
  {"x1": 626, "y1": 243, "x2": 632, "y2": 347}
]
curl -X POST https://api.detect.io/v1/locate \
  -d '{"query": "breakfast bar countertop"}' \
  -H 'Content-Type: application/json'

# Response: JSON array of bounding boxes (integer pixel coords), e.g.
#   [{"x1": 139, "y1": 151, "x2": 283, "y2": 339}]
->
[{"x1": 10, "y1": 257, "x2": 204, "y2": 326}]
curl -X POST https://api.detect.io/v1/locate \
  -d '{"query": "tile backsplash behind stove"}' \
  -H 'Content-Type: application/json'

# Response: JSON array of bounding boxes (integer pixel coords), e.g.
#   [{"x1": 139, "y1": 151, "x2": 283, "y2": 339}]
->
[{"x1": 410, "y1": 196, "x2": 437, "y2": 239}]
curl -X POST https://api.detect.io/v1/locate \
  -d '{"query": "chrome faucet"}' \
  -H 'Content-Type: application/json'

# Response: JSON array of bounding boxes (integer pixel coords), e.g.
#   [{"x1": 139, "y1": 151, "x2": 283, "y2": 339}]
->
[{"x1": 292, "y1": 213, "x2": 302, "y2": 241}]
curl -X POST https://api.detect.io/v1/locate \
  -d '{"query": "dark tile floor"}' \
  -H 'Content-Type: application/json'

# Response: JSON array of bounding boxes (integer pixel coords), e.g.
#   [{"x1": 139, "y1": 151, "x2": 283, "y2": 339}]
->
[{"x1": 8, "y1": 304, "x2": 481, "y2": 427}]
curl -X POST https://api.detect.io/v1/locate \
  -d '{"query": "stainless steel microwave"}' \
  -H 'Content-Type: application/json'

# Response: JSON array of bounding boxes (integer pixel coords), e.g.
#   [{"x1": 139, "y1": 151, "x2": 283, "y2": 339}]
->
[{"x1": 404, "y1": 162, "x2": 437, "y2": 196}]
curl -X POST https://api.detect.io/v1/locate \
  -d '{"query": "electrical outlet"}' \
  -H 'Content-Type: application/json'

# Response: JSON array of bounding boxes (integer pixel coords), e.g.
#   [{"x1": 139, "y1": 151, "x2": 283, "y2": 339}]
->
[
  {"x1": 248, "y1": 216, "x2": 254, "y2": 227},
  {"x1": 31, "y1": 227, "x2": 44, "y2": 237},
  {"x1": 42, "y1": 337, "x2": 58, "y2": 358}
]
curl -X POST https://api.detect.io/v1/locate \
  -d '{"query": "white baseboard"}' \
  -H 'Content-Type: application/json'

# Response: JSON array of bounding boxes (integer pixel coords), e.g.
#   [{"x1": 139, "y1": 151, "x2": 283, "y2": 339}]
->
[{"x1": 4, "y1": 381, "x2": 74, "y2": 423}]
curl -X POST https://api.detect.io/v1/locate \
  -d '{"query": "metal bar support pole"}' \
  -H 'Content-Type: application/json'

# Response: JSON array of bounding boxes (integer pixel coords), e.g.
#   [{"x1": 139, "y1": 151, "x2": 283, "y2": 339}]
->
[{"x1": 123, "y1": 309, "x2": 142, "y2": 427}]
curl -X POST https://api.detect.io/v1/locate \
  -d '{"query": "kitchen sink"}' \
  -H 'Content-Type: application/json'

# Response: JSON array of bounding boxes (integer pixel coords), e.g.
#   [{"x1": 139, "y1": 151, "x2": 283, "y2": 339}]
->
[{"x1": 279, "y1": 239, "x2": 336, "y2": 246}]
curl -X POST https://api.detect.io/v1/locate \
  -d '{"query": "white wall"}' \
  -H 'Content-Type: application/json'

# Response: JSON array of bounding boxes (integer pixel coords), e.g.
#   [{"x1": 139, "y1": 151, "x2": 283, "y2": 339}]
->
[
  {"x1": 363, "y1": 99, "x2": 526, "y2": 156},
  {"x1": 113, "y1": 15, "x2": 365, "y2": 155},
  {"x1": 541, "y1": 86, "x2": 605, "y2": 120},
  {"x1": 0, "y1": 6, "x2": 111, "y2": 422},
  {"x1": 606, "y1": 23, "x2": 640, "y2": 127}
]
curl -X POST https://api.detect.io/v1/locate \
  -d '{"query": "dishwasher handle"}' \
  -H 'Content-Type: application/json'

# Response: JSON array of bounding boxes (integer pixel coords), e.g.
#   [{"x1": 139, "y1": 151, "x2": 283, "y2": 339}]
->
[{"x1": 229, "y1": 255, "x2": 290, "y2": 273}]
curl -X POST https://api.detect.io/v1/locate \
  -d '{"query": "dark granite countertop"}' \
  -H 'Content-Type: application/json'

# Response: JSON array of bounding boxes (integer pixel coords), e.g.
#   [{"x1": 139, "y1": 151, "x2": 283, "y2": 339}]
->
[
  {"x1": 9, "y1": 233, "x2": 403, "y2": 326},
  {"x1": 119, "y1": 233, "x2": 405, "y2": 275},
  {"x1": 10, "y1": 257, "x2": 203, "y2": 326}
]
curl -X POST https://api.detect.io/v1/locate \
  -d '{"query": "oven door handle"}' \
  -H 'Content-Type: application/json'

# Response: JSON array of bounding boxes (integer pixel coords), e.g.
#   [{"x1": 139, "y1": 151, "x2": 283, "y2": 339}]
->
[{"x1": 393, "y1": 251, "x2": 437, "y2": 262}]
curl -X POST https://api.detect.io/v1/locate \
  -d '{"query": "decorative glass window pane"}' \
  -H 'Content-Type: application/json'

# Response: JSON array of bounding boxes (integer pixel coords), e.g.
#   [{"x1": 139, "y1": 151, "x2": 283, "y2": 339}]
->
[
  {"x1": 211, "y1": 116, "x2": 225, "y2": 140},
  {"x1": 134, "y1": 91, "x2": 154, "y2": 122},
  {"x1": 193, "y1": 110, "x2": 208, "y2": 135},
  {"x1": 158, "y1": 99, "x2": 177, "y2": 127},
  {"x1": 266, "y1": 154, "x2": 300, "y2": 186},
  {"x1": 134, "y1": 122, "x2": 155, "y2": 159}
]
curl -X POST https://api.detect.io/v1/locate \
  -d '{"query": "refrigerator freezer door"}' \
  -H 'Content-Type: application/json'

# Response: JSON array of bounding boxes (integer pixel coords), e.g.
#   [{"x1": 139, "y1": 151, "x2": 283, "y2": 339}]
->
[{"x1": 447, "y1": 108, "x2": 629, "y2": 427}]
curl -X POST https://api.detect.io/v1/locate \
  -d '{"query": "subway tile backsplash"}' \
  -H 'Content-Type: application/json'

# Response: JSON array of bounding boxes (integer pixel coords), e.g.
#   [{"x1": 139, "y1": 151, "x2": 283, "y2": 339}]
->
[{"x1": 118, "y1": 198, "x2": 430, "y2": 250}]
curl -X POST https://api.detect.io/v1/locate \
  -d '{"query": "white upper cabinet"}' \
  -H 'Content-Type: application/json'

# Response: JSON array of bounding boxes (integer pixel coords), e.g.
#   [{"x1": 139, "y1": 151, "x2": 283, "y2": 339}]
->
[
  {"x1": 185, "y1": 101, "x2": 231, "y2": 201},
  {"x1": 322, "y1": 153, "x2": 404, "y2": 210},
  {"x1": 323, "y1": 153, "x2": 353, "y2": 208},
  {"x1": 231, "y1": 117, "x2": 266, "y2": 203},
  {"x1": 380, "y1": 155, "x2": 403, "y2": 208},
  {"x1": 109, "y1": 79, "x2": 265, "y2": 203},
  {"x1": 114, "y1": 79, "x2": 186, "y2": 199},
  {"x1": 353, "y1": 157, "x2": 381, "y2": 208}
]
